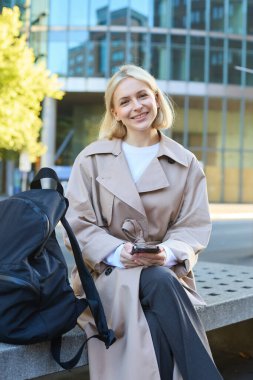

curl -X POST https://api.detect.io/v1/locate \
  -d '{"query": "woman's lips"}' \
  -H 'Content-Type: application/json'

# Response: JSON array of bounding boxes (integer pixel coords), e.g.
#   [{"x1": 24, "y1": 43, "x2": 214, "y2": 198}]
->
[{"x1": 131, "y1": 112, "x2": 148, "y2": 120}]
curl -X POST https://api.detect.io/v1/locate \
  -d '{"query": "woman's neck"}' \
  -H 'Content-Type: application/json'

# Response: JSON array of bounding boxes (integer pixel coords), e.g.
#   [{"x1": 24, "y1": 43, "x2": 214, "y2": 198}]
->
[{"x1": 124, "y1": 129, "x2": 160, "y2": 147}]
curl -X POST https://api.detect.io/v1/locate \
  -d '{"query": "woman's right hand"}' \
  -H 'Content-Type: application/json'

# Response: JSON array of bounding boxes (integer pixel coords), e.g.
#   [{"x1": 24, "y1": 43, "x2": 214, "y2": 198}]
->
[
  {"x1": 120, "y1": 243, "x2": 167, "y2": 268},
  {"x1": 120, "y1": 242, "x2": 141, "y2": 268}
]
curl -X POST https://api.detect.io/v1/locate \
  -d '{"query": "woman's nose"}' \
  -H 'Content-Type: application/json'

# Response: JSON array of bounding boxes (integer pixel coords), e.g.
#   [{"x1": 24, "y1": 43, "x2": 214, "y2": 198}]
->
[{"x1": 132, "y1": 98, "x2": 142, "y2": 110}]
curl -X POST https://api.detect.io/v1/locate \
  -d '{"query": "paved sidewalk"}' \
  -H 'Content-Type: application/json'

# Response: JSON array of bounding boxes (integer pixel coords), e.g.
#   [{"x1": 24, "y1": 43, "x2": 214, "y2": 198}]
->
[{"x1": 210, "y1": 203, "x2": 253, "y2": 221}]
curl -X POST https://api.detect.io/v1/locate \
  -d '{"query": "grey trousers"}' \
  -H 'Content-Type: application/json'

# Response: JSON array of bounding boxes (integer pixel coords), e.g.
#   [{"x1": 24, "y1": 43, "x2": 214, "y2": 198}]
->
[{"x1": 139, "y1": 266, "x2": 223, "y2": 380}]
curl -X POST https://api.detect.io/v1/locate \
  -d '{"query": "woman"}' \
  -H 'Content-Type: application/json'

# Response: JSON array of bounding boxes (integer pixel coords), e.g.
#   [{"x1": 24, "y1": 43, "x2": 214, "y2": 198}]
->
[{"x1": 65, "y1": 65, "x2": 223, "y2": 380}]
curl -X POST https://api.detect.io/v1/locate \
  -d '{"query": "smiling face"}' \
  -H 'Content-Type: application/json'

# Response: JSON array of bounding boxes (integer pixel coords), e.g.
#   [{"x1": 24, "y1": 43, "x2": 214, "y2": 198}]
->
[{"x1": 111, "y1": 77, "x2": 159, "y2": 141}]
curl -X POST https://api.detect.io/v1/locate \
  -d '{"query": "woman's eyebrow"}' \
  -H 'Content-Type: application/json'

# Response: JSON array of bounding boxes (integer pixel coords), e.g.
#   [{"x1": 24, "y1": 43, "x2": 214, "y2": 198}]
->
[{"x1": 118, "y1": 90, "x2": 148, "y2": 102}]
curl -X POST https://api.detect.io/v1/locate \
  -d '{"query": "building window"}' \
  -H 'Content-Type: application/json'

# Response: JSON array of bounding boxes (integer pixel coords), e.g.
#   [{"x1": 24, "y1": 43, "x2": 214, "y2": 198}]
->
[
  {"x1": 130, "y1": 33, "x2": 148, "y2": 68},
  {"x1": 49, "y1": 0, "x2": 68, "y2": 26},
  {"x1": 150, "y1": 34, "x2": 167, "y2": 80},
  {"x1": 191, "y1": 0, "x2": 206, "y2": 30},
  {"x1": 153, "y1": 0, "x2": 169, "y2": 28},
  {"x1": 110, "y1": 33, "x2": 126, "y2": 76},
  {"x1": 209, "y1": 38, "x2": 224, "y2": 83},
  {"x1": 228, "y1": 0, "x2": 243, "y2": 34},
  {"x1": 190, "y1": 36, "x2": 205, "y2": 82},
  {"x1": 68, "y1": 31, "x2": 88, "y2": 77},
  {"x1": 171, "y1": 35, "x2": 186, "y2": 81},
  {"x1": 130, "y1": 0, "x2": 149, "y2": 27},
  {"x1": 246, "y1": 41, "x2": 253, "y2": 86},
  {"x1": 90, "y1": 0, "x2": 109, "y2": 26},
  {"x1": 210, "y1": 0, "x2": 224, "y2": 31},
  {"x1": 88, "y1": 32, "x2": 107, "y2": 77},
  {"x1": 48, "y1": 31, "x2": 68, "y2": 76},
  {"x1": 69, "y1": 0, "x2": 88, "y2": 26},
  {"x1": 30, "y1": 0, "x2": 49, "y2": 26},
  {"x1": 228, "y1": 39, "x2": 242, "y2": 84},
  {"x1": 247, "y1": 0, "x2": 253, "y2": 35},
  {"x1": 171, "y1": 1, "x2": 187, "y2": 28}
]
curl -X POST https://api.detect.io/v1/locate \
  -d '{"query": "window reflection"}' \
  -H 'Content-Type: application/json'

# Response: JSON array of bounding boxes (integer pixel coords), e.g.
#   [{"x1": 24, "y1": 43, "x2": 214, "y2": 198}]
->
[
  {"x1": 206, "y1": 97, "x2": 222, "y2": 199},
  {"x1": 191, "y1": 0, "x2": 205, "y2": 30},
  {"x1": 57, "y1": 93, "x2": 104, "y2": 165},
  {"x1": 88, "y1": 32, "x2": 107, "y2": 77},
  {"x1": 151, "y1": 34, "x2": 167, "y2": 80},
  {"x1": 224, "y1": 151, "x2": 240, "y2": 202},
  {"x1": 228, "y1": 39, "x2": 242, "y2": 84},
  {"x1": 226, "y1": 100, "x2": 240, "y2": 149},
  {"x1": 110, "y1": 33, "x2": 126, "y2": 75},
  {"x1": 246, "y1": 42, "x2": 253, "y2": 86},
  {"x1": 242, "y1": 152, "x2": 253, "y2": 202},
  {"x1": 152, "y1": 0, "x2": 168, "y2": 27},
  {"x1": 48, "y1": 31, "x2": 68, "y2": 76},
  {"x1": 130, "y1": 33, "x2": 148, "y2": 68},
  {"x1": 130, "y1": 0, "x2": 149, "y2": 27},
  {"x1": 228, "y1": 0, "x2": 243, "y2": 34},
  {"x1": 171, "y1": 35, "x2": 186, "y2": 81},
  {"x1": 242, "y1": 100, "x2": 253, "y2": 202},
  {"x1": 89, "y1": 0, "x2": 109, "y2": 26},
  {"x1": 244, "y1": 101, "x2": 253, "y2": 150},
  {"x1": 110, "y1": 0, "x2": 128, "y2": 25},
  {"x1": 205, "y1": 151, "x2": 222, "y2": 202},
  {"x1": 247, "y1": 0, "x2": 253, "y2": 35},
  {"x1": 207, "y1": 98, "x2": 223, "y2": 150},
  {"x1": 49, "y1": 0, "x2": 68, "y2": 26},
  {"x1": 30, "y1": 31, "x2": 47, "y2": 64},
  {"x1": 31, "y1": 0, "x2": 49, "y2": 26},
  {"x1": 69, "y1": 0, "x2": 88, "y2": 26},
  {"x1": 210, "y1": 0, "x2": 224, "y2": 31},
  {"x1": 188, "y1": 97, "x2": 204, "y2": 163},
  {"x1": 171, "y1": 1, "x2": 187, "y2": 28},
  {"x1": 190, "y1": 36, "x2": 205, "y2": 82},
  {"x1": 209, "y1": 38, "x2": 224, "y2": 83},
  {"x1": 68, "y1": 31, "x2": 88, "y2": 77}
]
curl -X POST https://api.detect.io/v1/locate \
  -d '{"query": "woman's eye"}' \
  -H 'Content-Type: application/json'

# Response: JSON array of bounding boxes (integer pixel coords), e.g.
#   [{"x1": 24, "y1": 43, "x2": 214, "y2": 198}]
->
[
  {"x1": 120, "y1": 100, "x2": 129, "y2": 106},
  {"x1": 139, "y1": 93, "x2": 147, "y2": 98}
]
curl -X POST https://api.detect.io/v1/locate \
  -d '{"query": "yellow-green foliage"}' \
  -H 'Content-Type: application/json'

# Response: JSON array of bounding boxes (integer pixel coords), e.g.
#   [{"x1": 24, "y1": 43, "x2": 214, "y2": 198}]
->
[{"x1": 0, "y1": 7, "x2": 64, "y2": 162}]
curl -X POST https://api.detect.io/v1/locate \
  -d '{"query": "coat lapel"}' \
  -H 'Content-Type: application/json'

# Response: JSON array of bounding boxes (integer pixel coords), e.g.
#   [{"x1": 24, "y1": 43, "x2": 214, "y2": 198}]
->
[
  {"x1": 135, "y1": 157, "x2": 170, "y2": 193},
  {"x1": 91, "y1": 134, "x2": 189, "y2": 217},
  {"x1": 96, "y1": 150, "x2": 146, "y2": 216}
]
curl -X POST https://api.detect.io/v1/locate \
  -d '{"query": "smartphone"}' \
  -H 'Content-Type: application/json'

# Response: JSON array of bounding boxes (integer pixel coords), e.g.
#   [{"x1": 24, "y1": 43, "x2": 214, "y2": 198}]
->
[{"x1": 131, "y1": 243, "x2": 160, "y2": 255}]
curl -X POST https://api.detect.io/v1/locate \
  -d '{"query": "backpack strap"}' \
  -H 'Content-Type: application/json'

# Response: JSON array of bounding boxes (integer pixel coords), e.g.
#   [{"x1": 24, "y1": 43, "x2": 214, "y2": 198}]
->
[
  {"x1": 61, "y1": 214, "x2": 116, "y2": 348},
  {"x1": 32, "y1": 167, "x2": 116, "y2": 369},
  {"x1": 30, "y1": 167, "x2": 64, "y2": 195},
  {"x1": 51, "y1": 214, "x2": 116, "y2": 370}
]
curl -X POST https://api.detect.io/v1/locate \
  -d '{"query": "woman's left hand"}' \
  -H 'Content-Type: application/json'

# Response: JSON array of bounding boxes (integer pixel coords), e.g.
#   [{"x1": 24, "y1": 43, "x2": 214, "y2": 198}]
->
[{"x1": 132, "y1": 246, "x2": 167, "y2": 267}]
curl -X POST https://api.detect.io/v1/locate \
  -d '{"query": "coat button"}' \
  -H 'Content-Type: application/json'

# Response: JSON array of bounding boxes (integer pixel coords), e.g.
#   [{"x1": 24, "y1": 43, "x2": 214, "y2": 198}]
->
[{"x1": 105, "y1": 267, "x2": 113, "y2": 276}]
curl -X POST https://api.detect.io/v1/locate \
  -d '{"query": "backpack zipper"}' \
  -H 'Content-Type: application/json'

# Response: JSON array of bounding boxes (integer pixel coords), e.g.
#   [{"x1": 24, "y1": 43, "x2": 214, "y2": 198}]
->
[
  {"x1": 0, "y1": 274, "x2": 40, "y2": 296},
  {"x1": 11, "y1": 197, "x2": 51, "y2": 241}
]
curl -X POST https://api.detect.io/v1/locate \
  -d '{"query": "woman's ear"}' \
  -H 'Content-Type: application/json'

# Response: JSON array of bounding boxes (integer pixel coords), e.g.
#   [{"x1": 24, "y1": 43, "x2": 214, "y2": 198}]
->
[
  {"x1": 155, "y1": 92, "x2": 160, "y2": 108},
  {"x1": 111, "y1": 108, "x2": 120, "y2": 121}
]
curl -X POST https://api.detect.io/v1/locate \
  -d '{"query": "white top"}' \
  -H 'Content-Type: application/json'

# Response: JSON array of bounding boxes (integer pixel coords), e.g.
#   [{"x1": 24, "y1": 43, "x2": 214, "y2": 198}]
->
[
  {"x1": 122, "y1": 141, "x2": 159, "y2": 182},
  {"x1": 104, "y1": 142, "x2": 177, "y2": 268}
]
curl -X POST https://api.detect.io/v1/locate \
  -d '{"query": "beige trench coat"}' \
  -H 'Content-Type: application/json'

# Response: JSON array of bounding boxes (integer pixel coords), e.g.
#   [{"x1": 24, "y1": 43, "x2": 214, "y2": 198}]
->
[{"x1": 65, "y1": 133, "x2": 212, "y2": 380}]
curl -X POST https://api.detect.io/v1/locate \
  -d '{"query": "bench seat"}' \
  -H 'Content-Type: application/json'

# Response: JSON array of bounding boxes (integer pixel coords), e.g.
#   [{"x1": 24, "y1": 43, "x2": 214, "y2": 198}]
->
[
  {"x1": 195, "y1": 262, "x2": 253, "y2": 331},
  {"x1": 1, "y1": 262, "x2": 253, "y2": 379}
]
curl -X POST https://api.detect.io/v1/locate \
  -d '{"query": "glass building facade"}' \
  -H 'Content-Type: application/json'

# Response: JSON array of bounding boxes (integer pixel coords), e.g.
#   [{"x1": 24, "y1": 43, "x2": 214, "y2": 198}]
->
[{"x1": 3, "y1": 0, "x2": 253, "y2": 202}]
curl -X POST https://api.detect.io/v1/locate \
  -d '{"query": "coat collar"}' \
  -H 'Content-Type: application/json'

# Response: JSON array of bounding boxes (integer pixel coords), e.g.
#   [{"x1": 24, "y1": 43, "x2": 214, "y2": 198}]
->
[
  {"x1": 84, "y1": 133, "x2": 190, "y2": 217},
  {"x1": 84, "y1": 132, "x2": 189, "y2": 168}
]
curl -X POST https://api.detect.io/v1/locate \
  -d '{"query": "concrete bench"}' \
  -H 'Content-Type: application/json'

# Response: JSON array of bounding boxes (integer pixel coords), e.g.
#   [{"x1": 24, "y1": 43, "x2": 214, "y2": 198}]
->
[
  {"x1": 194, "y1": 262, "x2": 253, "y2": 331},
  {"x1": 1, "y1": 262, "x2": 253, "y2": 380}
]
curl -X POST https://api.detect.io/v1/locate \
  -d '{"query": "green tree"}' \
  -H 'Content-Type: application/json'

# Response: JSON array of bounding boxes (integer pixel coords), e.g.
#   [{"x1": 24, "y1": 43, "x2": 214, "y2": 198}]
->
[{"x1": 0, "y1": 6, "x2": 64, "y2": 162}]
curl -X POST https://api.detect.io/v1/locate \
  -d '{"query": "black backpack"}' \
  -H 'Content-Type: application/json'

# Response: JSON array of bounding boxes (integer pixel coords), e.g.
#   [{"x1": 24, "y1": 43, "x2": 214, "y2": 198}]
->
[{"x1": 0, "y1": 167, "x2": 116, "y2": 369}]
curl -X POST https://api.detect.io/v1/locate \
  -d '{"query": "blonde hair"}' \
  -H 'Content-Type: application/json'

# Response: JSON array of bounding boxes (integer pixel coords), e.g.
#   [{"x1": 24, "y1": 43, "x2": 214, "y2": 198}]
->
[{"x1": 99, "y1": 64, "x2": 175, "y2": 140}]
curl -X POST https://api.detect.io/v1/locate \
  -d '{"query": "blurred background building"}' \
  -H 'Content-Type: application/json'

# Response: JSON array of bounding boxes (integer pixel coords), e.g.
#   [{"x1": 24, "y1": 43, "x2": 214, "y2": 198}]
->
[{"x1": 1, "y1": 0, "x2": 253, "y2": 203}]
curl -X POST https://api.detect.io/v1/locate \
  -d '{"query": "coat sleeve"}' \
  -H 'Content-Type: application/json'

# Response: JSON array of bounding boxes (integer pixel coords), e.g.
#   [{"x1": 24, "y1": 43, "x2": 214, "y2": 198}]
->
[
  {"x1": 162, "y1": 156, "x2": 212, "y2": 277},
  {"x1": 64, "y1": 153, "x2": 124, "y2": 272}
]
